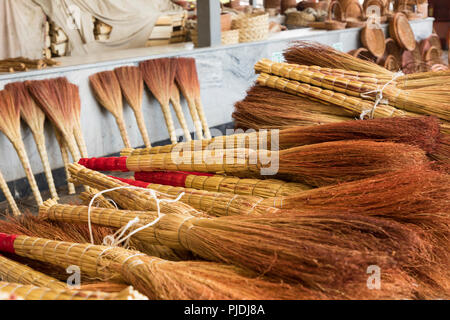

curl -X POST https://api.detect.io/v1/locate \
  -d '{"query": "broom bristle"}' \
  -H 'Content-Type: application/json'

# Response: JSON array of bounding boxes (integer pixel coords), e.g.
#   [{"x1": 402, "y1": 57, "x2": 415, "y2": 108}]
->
[
  {"x1": 114, "y1": 66, "x2": 143, "y2": 112},
  {"x1": 284, "y1": 41, "x2": 393, "y2": 76},
  {"x1": 175, "y1": 57, "x2": 201, "y2": 98},
  {"x1": 89, "y1": 71, "x2": 123, "y2": 117},
  {"x1": 0, "y1": 90, "x2": 21, "y2": 141},
  {"x1": 4, "y1": 82, "x2": 45, "y2": 134},
  {"x1": 140, "y1": 58, "x2": 177, "y2": 105}
]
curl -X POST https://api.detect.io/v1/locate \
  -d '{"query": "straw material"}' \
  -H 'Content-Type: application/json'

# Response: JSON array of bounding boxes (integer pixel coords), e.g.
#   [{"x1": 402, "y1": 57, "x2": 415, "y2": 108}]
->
[
  {"x1": 140, "y1": 58, "x2": 178, "y2": 144},
  {"x1": 0, "y1": 255, "x2": 65, "y2": 289},
  {"x1": 3, "y1": 234, "x2": 316, "y2": 300},
  {"x1": 170, "y1": 85, "x2": 192, "y2": 141},
  {"x1": 0, "y1": 282, "x2": 148, "y2": 300},
  {"x1": 54, "y1": 128, "x2": 76, "y2": 195},
  {"x1": 176, "y1": 57, "x2": 210, "y2": 139},
  {"x1": 69, "y1": 82, "x2": 89, "y2": 159},
  {"x1": 135, "y1": 171, "x2": 312, "y2": 197},
  {"x1": 89, "y1": 71, "x2": 131, "y2": 148},
  {"x1": 115, "y1": 66, "x2": 151, "y2": 148},
  {"x1": 79, "y1": 188, "x2": 117, "y2": 209},
  {"x1": 232, "y1": 12, "x2": 269, "y2": 43},
  {"x1": 0, "y1": 170, "x2": 20, "y2": 216},
  {"x1": 0, "y1": 90, "x2": 43, "y2": 205},
  {"x1": 5, "y1": 82, "x2": 58, "y2": 199},
  {"x1": 123, "y1": 141, "x2": 428, "y2": 187},
  {"x1": 39, "y1": 202, "x2": 433, "y2": 298}
]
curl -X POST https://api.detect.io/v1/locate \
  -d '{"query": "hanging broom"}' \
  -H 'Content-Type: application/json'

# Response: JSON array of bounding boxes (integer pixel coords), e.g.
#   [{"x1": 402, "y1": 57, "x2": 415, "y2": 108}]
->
[
  {"x1": 0, "y1": 282, "x2": 147, "y2": 300},
  {"x1": 38, "y1": 200, "x2": 435, "y2": 298},
  {"x1": 0, "y1": 170, "x2": 20, "y2": 216},
  {"x1": 170, "y1": 84, "x2": 192, "y2": 141},
  {"x1": 82, "y1": 141, "x2": 429, "y2": 187},
  {"x1": 140, "y1": 58, "x2": 178, "y2": 144},
  {"x1": 0, "y1": 233, "x2": 325, "y2": 300},
  {"x1": 89, "y1": 71, "x2": 131, "y2": 148},
  {"x1": 114, "y1": 66, "x2": 152, "y2": 148},
  {"x1": 0, "y1": 90, "x2": 42, "y2": 205},
  {"x1": 5, "y1": 82, "x2": 58, "y2": 199},
  {"x1": 176, "y1": 58, "x2": 206, "y2": 139},
  {"x1": 69, "y1": 82, "x2": 89, "y2": 158},
  {"x1": 134, "y1": 171, "x2": 312, "y2": 197}
]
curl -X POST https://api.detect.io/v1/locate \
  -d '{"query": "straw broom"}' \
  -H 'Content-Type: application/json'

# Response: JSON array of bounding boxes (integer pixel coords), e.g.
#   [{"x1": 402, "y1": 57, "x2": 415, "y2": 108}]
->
[
  {"x1": 0, "y1": 254, "x2": 65, "y2": 289},
  {"x1": 54, "y1": 128, "x2": 76, "y2": 195},
  {"x1": 170, "y1": 84, "x2": 192, "y2": 141},
  {"x1": 0, "y1": 90, "x2": 43, "y2": 205},
  {"x1": 0, "y1": 282, "x2": 148, "y2": 300},
  {"x1": 89, "y1": 141, "x2": 429, "y2": 187},
  {"x1": 114, "y1": 66, "x2": 152, "y2": 148},
  {"x1": 79, "y1": 187, "x2": 117, "y2": 209},
  {"x1": 140, "y1": 58, "x2": 178, "y2": 144},
  {"x1": 176, "y1": 58, "x2": 211, "y2": 139},
  {"x1": 5, "y1": 82, "x2": 58, "y2": 199},
  {"x1": 0, "y1": 170, "x2": 20, "y2": 216},
  {"x1": 134, "y1": 171, "x2": 312, "y2": 197},
  {"x1": 0, "y1": 233, "x2": 324, "y2": 300},
  {"x1": 89, "y1": 71, "x2": 131, "y2": 148},
  {"x1": 38, "y1": 201, "x2": 434, "y2": 297},
  {"x1": 69, "y1": 82, "x2": 89, "y2": 158},
  {"x1": 175, "y1": 58, "x2": 205, "y2": 140}
]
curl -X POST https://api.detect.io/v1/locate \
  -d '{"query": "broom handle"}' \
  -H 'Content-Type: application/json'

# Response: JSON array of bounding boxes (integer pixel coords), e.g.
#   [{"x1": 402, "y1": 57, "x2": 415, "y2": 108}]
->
[
  {"x1": 193, "y1": 98, "x2": 211, "y2": 140},
  {"x1": 73, "y1": 124, "x2": 89, "y2": 159},
  {"x1": 185, "y1": 97, "x2": 203, "y2": 140},
  {"x1": 12, "y1": 140, "x2": 43, "y2": 206},
  {"x1": 0, "y1": 170, "x2": 20, "y2": 216},
  {"x1": 114, "y1": 116, "x2": 132, "y2": 149},
  {"x1": 170, "y1": 90, "x2": 192, "y2": 142},
  {"x1": 160, "y1": 102, "x2": 178, "y2": 144},
  {"x1": 54, "y1": 130, "x2": 76, "y2": 195},
  {"x1": 32, "y1": 133, "x2": 58, "y2": 199},
  {"x1": 132, "y1": 108, "x2": 152, "y2": 148}
]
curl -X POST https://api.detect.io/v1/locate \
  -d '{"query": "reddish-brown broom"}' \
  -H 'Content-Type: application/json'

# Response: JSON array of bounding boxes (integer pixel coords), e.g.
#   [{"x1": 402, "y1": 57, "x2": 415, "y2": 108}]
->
[
  {"x1": 140, "y1": 58, "x2": 178, "y2": 144},
  {"x1": 176, "y1": 57, "x2": 211, "y2": 139},
  {"x1": 0, "y1": 90, "x2": 42, "y2": 205},
  {"x1": 114, "y1": 66, "x2": 152, "y2": 148},
  {"x1": 170, "y1": 84, "x2": 192, "y2": 141},
  {"x1": 0, "y1": 171, "x2": 20, "y2": 216},
  {"x1": 4, "y1": 82, "x2": 58, "y2": 199},
  {"x1": 89, "y1": 71, "x2": 131, "y2": 148}
]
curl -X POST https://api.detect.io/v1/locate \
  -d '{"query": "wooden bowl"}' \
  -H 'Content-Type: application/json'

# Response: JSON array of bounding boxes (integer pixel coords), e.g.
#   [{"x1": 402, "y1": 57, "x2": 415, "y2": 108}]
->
[
  {"x1": 389, "y1": 12, "x2": 416, "y2": 51},
  {"x1": 361, "y1": 25, "x2": 386, "y2": 58}
]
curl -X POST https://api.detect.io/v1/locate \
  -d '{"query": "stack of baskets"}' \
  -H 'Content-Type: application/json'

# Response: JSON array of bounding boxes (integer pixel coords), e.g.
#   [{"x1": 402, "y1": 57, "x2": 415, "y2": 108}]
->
[{"x1": 232, "y1": 12, "x2": 269, "y2": 43}]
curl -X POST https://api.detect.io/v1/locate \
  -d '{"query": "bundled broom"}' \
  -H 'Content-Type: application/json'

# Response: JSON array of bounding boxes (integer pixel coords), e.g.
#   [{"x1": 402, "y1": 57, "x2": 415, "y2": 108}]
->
[
  {"x1": 0, "y1": 282, "x2": 148, "y2": 300},
  {"x1": 54, "y1": 128, "x2": 76, "y2": 194},
  {"x1": 0, "y1": 232, "x2": 327, "y2": 300},
  {"x1": 140, "y1": 58, "x2": 179, "y2": 144},
  {"x1": 38, "y1": 199, "x2": 437, "y2": 298},
  {"x1": 170, "y1": 84, "x2": 193, "y2": 141},
  {"x1": 69, "y1": 82, "x2": 89, "y2": 158},
  {"x1": 176, "y1": 57, "x2": 210, "y2": 139},
  {"x1": 114, "y1": 66, "x2": 152, "y2": 148},
  {"x1": 89, "y1": 71, "x2": 131, "y2": 148},
  {"x1": 0, "y1": 171, "x2": 20, "y2": 216},
  {"x1": 5, "y1": 82, "x2": 58, "y2": 199},
  {"x1": 79, "y1": 140, "x2": 429, "y2": 187},
  {"x1": 0, "y1": 90, "x2": 43, "y2": 205}
]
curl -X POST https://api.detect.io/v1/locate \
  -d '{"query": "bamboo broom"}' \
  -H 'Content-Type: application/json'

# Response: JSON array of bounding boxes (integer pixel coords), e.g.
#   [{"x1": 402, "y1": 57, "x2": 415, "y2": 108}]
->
[
  {"x1": 69, "y1": 82, "x2": 89, "y2": 158},
  {"x1": 0, "y1": 90, "x2": 43, "y2": 205},
  {"x1": 84, "y1": 141, "x2": 429, "y2": 187},
  {"x1": 114, "y1": 66, "x2": 152, "y2": 148},
  {"x1": 140, "y1": 58, "x2": 178, "y2": 144},
  {"x1": 0, "y1": 254, "x2": 65, "y2": 289},
  {"x1": 176, "y1": 58, "x2": 211, "y2": 139},
  {"x1": 122, "y1": 115, "x2": 440, "y2": 156},
  {"x1": 5, "y1": 82, "x2": 58, "y2": 199},
  {"x1": 0, "y1": 170, "x2": 20, "y2": 216},
  {"x1": 175, "y1": 58, "x2": 205, "y2": 140},
  {"x1": 170, "y1": 84, "x2": 192, "y2": 141},
  {"x1": 0, "y1": 233, "x2": 323, "y2": 300},
  {"x1": 0, "y1": 282, "x2": 148, "y2": 300},
  {"x1": 134, "y1": 171, "x2": 312, "y2": 197},
  {"x1": 89, "y1": 71, "x2": 131, "y2": 148},
  {"x1": 256, "y1": 59, "x2": 450, "y2": 122},
  {"x1": 54, "y1": 128, "x2": 76, "y2": 195},
  {"x1": 38, "y1": 200, "x2": 434, "y2": 297}
]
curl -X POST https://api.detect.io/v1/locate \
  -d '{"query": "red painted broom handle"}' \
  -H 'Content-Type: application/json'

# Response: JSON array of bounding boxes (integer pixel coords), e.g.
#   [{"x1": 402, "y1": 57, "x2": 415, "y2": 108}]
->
[
  {"x1": 78, "y1": 157, "x2": 129, "y2": 172},
  {"x1": 134, "y1": 171, "x2": 214, "y2": 187},
  {"x1": 0, "y1": 233, "x2": 17, "y2": 254}
]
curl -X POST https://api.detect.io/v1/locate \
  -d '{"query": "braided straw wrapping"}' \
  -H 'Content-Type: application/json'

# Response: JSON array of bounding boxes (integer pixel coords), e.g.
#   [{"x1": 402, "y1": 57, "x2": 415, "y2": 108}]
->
[
  {"x1": 170, "y1": 85, "x2": 192, "y2": 141},
  {"x1": 0, "y1": 255, "x2": 65, "y2": 289},
  {"x1": 54, "y1": 128, "x2": 76, "y2": 195},
  {"x1": 0, "y1": 282, "x2": 147, "y2": 300},
  {"x1": 0, "y1": 171, "x2": 20, "y2": 216},
  {"x1": 257, "y1": 73, "x2": 404, "y2": 119},
  {"x1": 33, "y1": 133, "x2": 58, "y2": 198}
]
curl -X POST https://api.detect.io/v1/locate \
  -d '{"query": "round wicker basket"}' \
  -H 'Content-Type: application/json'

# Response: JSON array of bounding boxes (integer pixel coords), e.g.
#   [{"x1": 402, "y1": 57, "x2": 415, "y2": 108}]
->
[
  {"x1": 361, "y1": 25, "x2": 386, "y2": 58},
  {"x1": 232, "y1": 13, "x2": 269, "y2": 43}
]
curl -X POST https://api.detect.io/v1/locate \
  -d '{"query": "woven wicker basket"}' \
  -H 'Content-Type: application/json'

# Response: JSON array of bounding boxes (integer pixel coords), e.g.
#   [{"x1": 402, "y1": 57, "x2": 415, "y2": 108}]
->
[
  {"x1": 190, "y1": 29, "x2": 240, "y2": 47},
  {"x1": 232, "y1": 13, "x2": 269, "y2": 43}
]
